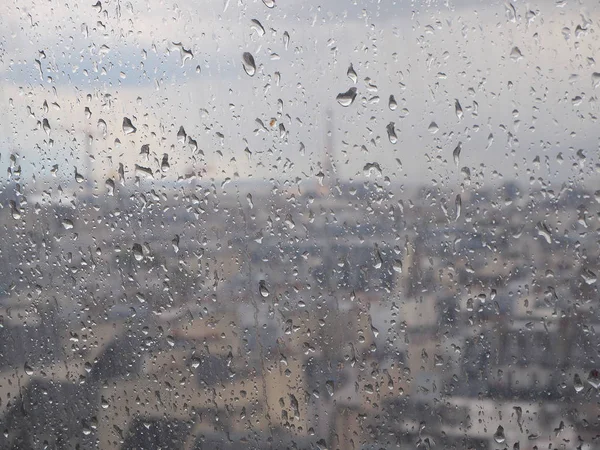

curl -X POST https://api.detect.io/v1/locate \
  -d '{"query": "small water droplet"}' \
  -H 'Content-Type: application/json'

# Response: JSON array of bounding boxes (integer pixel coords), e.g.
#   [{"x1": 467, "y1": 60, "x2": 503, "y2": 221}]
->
[
  {"x1": 588, "y1": 369, "x2": 600, "y2": 388},
  {"x1": 242, "y1": 52, "x2": 256, "y2": 76},
  {"x1": 24, "y1": 363, "x2": 34, "y2": 376},
  {"x1": 161, "y1": 154, "x2": 170, "y2": 172},
  {"x1": 336, "y1": 87, "x2": 357, "y2": 107},
  {"x1": 177, "y1": 126, "x2": 187, "y2": 143},
  {"x1": 263, "y1": 0, "x2": 275, "y2": 7},
  {"x1": 428, "y1": 121, "x2": 439, "y2": 134},
  {"x1": 592, "y1": 72, "x2": 600, "y2": 88},
  {"x1": 259, "y1": 280, "x2": 270, "y2": 297},
  {"x1": 326, "y1": 380, "x2": 334, "y2": 396},
  {"x1": 388, "y1": 95, "x2": 397, "y2": 110},
  {"x1": 510, "y1": 46, "x2": 523, "y2": 60},
  {"x1": 347, "y1": 64, "x2": 357, "y2": 84}
]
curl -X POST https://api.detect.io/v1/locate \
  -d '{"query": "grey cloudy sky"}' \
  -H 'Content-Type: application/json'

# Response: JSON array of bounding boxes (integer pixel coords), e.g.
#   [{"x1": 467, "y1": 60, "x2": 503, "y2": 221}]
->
[{"x1": 1, "y1": 0, "x2": 599, "y2": 192}]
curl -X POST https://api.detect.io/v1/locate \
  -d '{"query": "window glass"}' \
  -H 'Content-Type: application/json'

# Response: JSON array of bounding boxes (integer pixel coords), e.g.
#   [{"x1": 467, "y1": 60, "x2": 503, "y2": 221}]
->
[{"x1": 1, "y1": 0, "x2": 599, "y2": 448}]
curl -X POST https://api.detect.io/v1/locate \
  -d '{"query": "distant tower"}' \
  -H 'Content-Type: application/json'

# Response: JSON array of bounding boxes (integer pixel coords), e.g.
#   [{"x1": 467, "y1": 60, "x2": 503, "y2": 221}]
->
[
  {"x1": 320, "y1": 108, "x2": 335, "y2": 196},
  {"x1": 76, "y1": 127, "x2": 97, "y2": 199}
]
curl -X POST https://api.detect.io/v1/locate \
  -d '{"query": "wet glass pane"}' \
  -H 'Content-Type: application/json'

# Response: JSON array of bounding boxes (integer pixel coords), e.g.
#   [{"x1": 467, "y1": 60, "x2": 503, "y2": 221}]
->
[{"x1": 0, "y1": 0, "x2": 599, "y2": 448}]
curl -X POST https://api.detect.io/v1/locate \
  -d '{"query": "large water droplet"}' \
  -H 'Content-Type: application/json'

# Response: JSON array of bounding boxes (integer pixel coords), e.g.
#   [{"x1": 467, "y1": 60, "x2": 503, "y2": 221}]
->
[
  {"x1": 242, "y1": 52, "x2": 256, "y2": 76},
  {"x1": 393, "y1": 259, "x2": 403, "y2": 273},
  {"x1": 494, "y1": 426, "x2": 506, "y2": 444},
  {"x1": 455, "y1": 99, "x2": 463, "y2": 120},
  {"x1": 336, "y1": 87, "x2": 357, "y2": 107},
  {"x1": 42, "y1": 118, "x2": 51, "y2": 135},
  {"x1": 455, "y1": 194, "x2": 462, "y2": 221},
  {"x1": 388, "y1": 95, "x2": 397, "y2": 110},
  {"x1": 250, "y1": 19, "x2": 265, "y2": 36},
  {"x1": 161, "y1": 154, "x2": 170, "y2": 172},
  {"x1": 574, "y1": 373, "x2": 584, "y2": 392},
  {"x1": 537, "y1": 221, "x2": 552, "y2": 244},
  {"x1": 132, "y1": 243, "x2": 144, "y2": 261},
  {"x1": 386, "y1": 122, "x2": 398, "y2": 144},
  {"x1": 283, "y1": 31, "x2": 290, "y2": 50},
  {"x1": 453, "y1": 142, "x2": 462, "y2": 167},
  {"x1": 122, "y1": 117, "x2": 136, "y2": 135},
  {"x1": 263, "y1": 0, "x2": 275, "y2": 7}
]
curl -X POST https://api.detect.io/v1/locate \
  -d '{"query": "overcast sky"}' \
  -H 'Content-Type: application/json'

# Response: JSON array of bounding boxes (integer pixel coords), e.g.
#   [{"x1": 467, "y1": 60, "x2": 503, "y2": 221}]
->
[{"x1": 1, "y1": 0, "x2": 599, "y2": 194}]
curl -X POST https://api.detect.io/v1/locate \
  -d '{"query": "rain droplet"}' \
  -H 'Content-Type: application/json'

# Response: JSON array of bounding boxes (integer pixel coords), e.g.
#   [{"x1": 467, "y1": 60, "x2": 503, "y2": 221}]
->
[
  {"x1": 537, "y1": 221, "x2": 552, "y2": 244},
  {"x1": 259, "y1": 280, "x2": 270, "y2": 297},
  {"x1": 428, "y1": 121, "x2": 439, "y2": 134},
  {"x1": 161, "y1": 154, "x2": 170, "y2": 172},
  {"x1": 455, "y1": 99, "x2": 463, "y2": 120},
  {"x1": 62, "y1": 219, "x2": 74, "y2": 230},
  {"x1": 393, "y1": 259, "x2": 403, "y2": 273},
  {"x1": 453, "y1": 142, "x2": 462, "y2": 167},
  {"x1": 250, "y1": 19, "x2": 265, "y2": 36},
  {"x1": 97, "y1": 119, "x2": 107, "y2": 135},
  {"x1": 132, "y1": 243, "x2": 144, "y2": 261},
  {"x1": 177, "y1": 126, "x2": 187, "y2": 143},
  {"x1": 74, "y1": 167, "x2": 84, "y2": 183},
  {"x1": 283, "y1": 31, "x2": 290, "y2": 50},
  {"x1": 347, "y1": 64, "x2": 357, "y2": 84},
  {"x1": 494, "y1": 426, "x2": 506, "y2": 444},
  {"x1": 336, "y1": 87, "x2": 357, "y2": 107},
  {"x1": 510, "y1": 46, "x2": 523, "y2": 60},
  {"x1": 122, "y1": 117, "x2": 136, "y2": 135},
  {"x1": 42, "y1": 118, "x2": 51, "y2": 135},
  {"x1": 588, "y1": 369, "x2": 600, "y2": 389},
  {"x1": 455, "y1": 194, "x2": 462, "y2": 221},
  {"x1": 581, "y1": 269, "x2": 597, "y2": 285},
  {"x1": 105, "y1": 178, "x2": 115, "y2": 196},
  {"x1": 386, "y1": 122, "x2": 398, "y2": 144},
  {"x1": 262, "y1": 0, "x2": 275, "y2": 7},
  {"x1": 242, "y1": 52, "x2": 256, "y2": 77},
  {"x1": 388, "y1": 95, "x2": 397, "y2": 110},
  {"x1": 574, "y1": 373, "x2": 584, "y2": 392},
  {"x1": 326, "y1": 380, "x2": 335, "y2": 396},
  {"x1": 24, "y1": 363, "x2": 34, "y2": 376}
]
